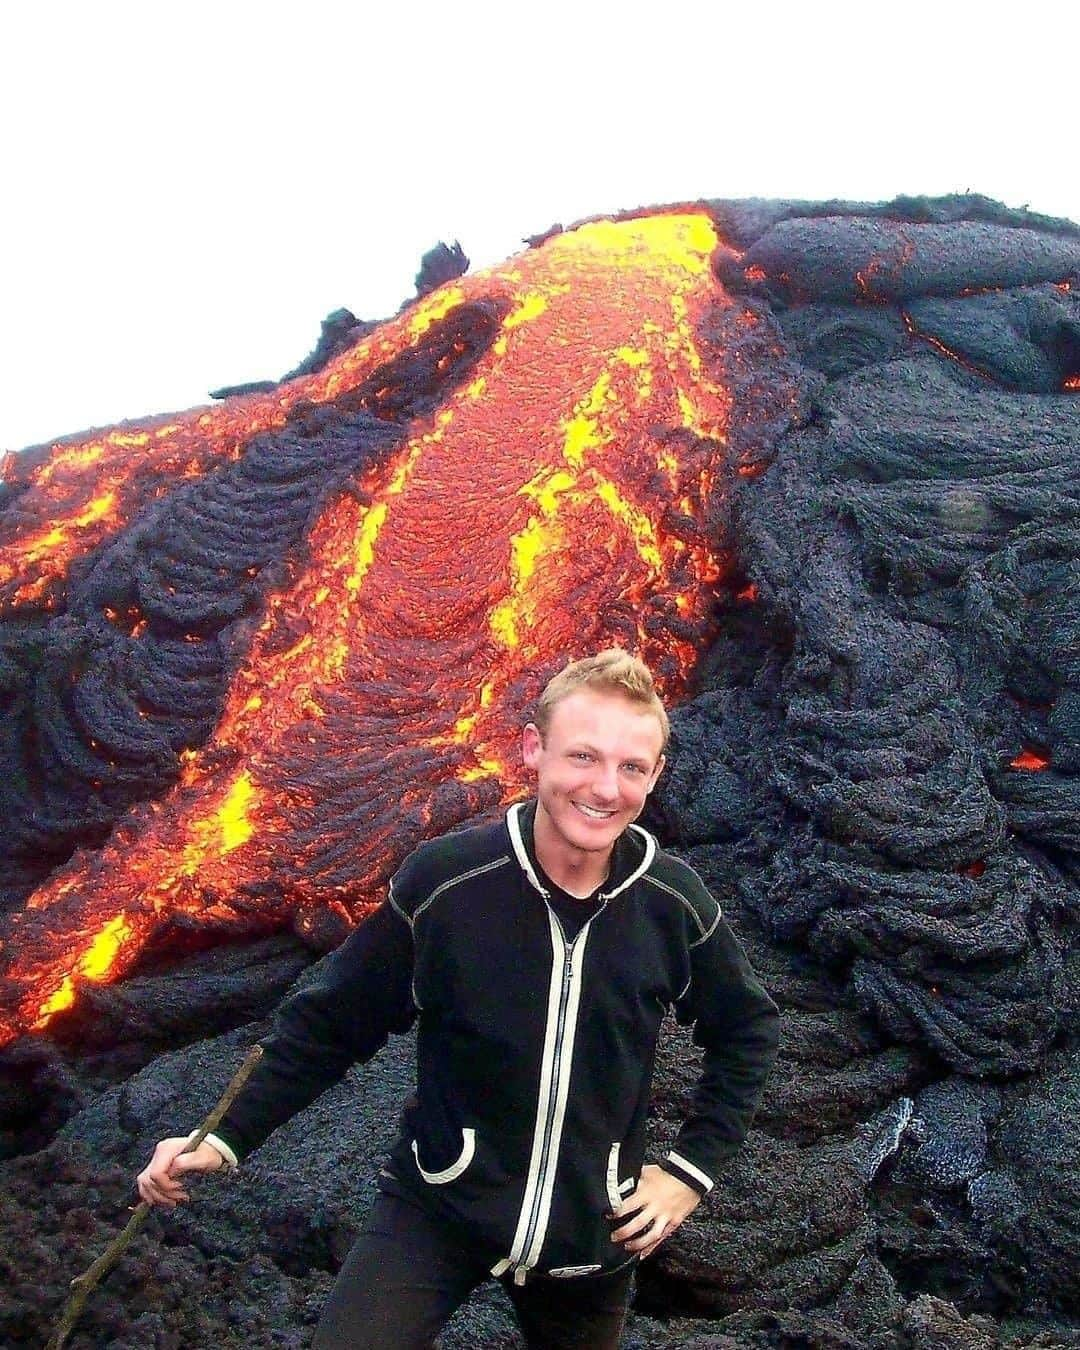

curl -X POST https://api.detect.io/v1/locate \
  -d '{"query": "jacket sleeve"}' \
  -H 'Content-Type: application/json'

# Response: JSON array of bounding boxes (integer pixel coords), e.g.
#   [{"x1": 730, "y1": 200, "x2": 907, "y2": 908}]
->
[
  {"x1": 210, "y1": 896, "x2": 416, "y2": 1164},
  {"x1": 659, "y1": 879, "x2": 779, "y2": 1197}
]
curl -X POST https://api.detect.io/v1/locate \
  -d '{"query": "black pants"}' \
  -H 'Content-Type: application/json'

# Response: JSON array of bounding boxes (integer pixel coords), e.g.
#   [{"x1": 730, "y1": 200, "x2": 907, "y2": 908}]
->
[{"x1": 312, "y1": 1189, "x2": 633, "y2": 1349}]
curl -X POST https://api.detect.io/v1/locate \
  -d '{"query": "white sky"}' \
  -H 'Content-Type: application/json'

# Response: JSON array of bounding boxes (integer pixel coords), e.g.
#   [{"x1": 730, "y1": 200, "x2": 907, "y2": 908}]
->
[{"x1": 3, "y1": 0, "x2": 1077, "y2": 452}]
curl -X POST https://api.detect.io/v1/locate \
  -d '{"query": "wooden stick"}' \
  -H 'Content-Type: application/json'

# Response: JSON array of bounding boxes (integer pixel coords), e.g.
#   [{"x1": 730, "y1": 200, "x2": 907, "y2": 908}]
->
[{"x1": 47, "y1": 1043, "x2": 263, "y2": 1350}]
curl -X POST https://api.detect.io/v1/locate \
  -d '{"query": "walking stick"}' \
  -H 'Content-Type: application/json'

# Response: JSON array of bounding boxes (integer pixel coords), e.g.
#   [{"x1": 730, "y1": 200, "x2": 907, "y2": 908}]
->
[{"x1": 47, "y1": 1043, "x2": 263, "y2": 1350}]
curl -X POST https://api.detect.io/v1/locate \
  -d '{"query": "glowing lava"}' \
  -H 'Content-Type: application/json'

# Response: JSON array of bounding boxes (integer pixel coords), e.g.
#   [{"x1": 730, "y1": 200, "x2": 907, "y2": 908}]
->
[
  {"x1": 901, "y1": 312, "x2": 997, "y2": 383},
  {"x1": 1009, "y1": 747, "x2": 1050, "y2": 771},
  {"x1": 0, "y1": 211, "x2": 780, "y2": 1045}
]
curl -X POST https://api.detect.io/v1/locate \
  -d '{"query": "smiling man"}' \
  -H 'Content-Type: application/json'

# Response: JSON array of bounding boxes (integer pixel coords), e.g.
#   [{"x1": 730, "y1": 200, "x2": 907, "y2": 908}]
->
[{"x1": 139, "y1": 650, "x2": 779, "y2": 1349}]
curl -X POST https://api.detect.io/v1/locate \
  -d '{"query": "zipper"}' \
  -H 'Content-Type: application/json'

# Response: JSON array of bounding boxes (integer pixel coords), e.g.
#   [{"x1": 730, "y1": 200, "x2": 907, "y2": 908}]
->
[
  {"x1": 505, "y1": 894, "x2": 607, "y2": 1284},
  {"x1": 516, "y1": 916, "x2": 576, "y2": 1275}
]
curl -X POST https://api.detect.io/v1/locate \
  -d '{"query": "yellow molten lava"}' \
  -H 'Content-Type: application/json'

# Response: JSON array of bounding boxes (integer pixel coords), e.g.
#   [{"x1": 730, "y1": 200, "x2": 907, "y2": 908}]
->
[{"x1": 33, "y1": 913, "x2": 133, "y2": 1024}]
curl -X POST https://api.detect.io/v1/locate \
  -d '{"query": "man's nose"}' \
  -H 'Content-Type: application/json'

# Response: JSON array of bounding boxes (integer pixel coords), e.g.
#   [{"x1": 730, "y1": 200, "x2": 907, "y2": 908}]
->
[{"x1": 591, "y1": 761, "x2": 620, "y2": 800}]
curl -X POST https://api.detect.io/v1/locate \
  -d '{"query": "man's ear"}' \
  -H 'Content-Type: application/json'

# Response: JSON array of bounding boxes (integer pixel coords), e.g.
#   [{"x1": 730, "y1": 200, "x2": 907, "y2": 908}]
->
[
  {"x1": 646, "y1": 754, "x2": 666, "y2": 793},
  {"x1": 522, "y1": 722, "x2": 543, "y2": 769}
]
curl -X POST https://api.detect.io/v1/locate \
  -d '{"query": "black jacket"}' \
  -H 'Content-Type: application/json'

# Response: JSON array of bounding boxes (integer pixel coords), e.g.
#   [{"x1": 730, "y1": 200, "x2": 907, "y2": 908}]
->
[{"x1": 215, "y1": 802, "x2": 778, "y2": 1284}]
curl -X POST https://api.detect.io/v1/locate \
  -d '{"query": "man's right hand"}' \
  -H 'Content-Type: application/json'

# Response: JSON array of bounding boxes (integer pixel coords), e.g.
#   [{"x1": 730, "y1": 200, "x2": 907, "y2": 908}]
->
[{"x1": 137, "y1": 1136, "x2": 225, "y2": 1208}]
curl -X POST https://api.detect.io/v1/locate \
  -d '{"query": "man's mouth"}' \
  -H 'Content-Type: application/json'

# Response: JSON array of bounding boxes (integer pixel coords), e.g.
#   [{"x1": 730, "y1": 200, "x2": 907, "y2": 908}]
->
[{"x1": 573, "y1": 802, "x2": 616, "y2": 820}]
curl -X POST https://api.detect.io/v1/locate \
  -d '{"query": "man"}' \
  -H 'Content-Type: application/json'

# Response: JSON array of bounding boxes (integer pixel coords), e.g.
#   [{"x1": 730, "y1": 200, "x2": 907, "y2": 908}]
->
[{"x1": 139, "y1": 650, "x2": 779, "y2": 1348}]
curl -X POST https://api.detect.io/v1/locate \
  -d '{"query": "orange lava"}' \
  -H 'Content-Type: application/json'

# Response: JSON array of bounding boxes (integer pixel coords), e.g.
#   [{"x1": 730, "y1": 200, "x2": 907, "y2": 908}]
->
[
  {"x1": 901, "y1": 312, "x2": 995, "y2": 382},
  {"x1": 1009, "y1": 748, "x2": 1050, "y2": 771},
  {"x1": 0, "y1": 212, "x2": 767, "y2": 1045}
]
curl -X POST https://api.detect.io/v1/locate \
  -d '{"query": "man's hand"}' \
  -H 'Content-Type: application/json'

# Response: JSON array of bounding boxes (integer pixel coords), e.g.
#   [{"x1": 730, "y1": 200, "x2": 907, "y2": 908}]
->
[
  {"x1": 609, "y1": 1164, "x2": 701, "y2": 1259},
  {"x1": 137, "y1": 1137, "x2": 225, "y2": 1208}
]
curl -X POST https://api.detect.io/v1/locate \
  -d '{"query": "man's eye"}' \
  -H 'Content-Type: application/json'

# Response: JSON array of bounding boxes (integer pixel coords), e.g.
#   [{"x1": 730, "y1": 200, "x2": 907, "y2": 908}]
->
[{"x1": 623, "y1": 763, "x2": 646, "y2": 775}]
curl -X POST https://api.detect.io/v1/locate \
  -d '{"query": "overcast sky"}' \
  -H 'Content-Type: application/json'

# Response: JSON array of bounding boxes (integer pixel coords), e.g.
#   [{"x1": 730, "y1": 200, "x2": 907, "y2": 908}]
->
[{"x1": 3, "y1": 1, "x2": 1077, "y2": 452}]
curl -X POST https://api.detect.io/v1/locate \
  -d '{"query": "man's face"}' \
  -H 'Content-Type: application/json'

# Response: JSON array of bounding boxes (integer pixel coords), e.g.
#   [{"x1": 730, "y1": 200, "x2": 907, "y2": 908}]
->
[{"x1": 522, "y1": 688, "x2": 666, "y2": 862}]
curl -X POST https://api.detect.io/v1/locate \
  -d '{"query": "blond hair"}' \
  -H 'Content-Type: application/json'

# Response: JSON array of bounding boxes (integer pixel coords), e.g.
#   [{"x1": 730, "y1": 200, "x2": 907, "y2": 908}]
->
[{"x1": 534, "y1": 649, "x2": 670, "y2": 749}]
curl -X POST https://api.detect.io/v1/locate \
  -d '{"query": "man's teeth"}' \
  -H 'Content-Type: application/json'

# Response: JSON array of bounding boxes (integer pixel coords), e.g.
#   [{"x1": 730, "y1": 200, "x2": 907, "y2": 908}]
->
[{"x1": 575, "y1": 803, "x2": 614, "y2": 819}]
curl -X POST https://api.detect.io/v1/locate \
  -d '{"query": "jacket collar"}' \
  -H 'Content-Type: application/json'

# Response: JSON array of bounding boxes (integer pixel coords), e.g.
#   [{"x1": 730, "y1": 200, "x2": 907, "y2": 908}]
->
[{"x1": 506, "y1": 799, "x2": 656, "y2": 901}]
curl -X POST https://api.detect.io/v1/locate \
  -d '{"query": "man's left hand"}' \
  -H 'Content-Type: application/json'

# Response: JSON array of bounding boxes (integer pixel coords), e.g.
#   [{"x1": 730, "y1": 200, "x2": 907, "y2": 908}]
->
[{"x1": 609, "y1": 1164, "x2": 701, "y2": 1259}]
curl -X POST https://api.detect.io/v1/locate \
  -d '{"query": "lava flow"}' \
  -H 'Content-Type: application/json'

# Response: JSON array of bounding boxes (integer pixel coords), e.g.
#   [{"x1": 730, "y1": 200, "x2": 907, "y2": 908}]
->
[
  {"x1": 0, "y1": 282, "x2": 490, "y2": 612},
  {"x1": 0, "y1": 212, "x2": 777, "y2": 1046}
]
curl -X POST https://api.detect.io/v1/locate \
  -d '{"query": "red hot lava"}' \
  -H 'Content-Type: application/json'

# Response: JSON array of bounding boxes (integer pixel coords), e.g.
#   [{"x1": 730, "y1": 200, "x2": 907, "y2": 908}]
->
[{"x1": 0, "y1": 212, "x2": 784, "y2": 1046}]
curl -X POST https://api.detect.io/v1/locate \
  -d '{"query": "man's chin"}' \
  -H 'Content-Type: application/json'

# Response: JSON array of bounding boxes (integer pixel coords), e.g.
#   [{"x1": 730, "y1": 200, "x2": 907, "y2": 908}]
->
[{"x1": 570, "y1": 835, "x2": 616, "y2": 854}]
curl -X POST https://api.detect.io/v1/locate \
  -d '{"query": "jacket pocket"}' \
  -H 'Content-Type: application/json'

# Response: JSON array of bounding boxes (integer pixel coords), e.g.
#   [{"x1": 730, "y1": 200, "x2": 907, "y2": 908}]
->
[
  {"x1": 605, "y1": 1142, "x2": 636, "y2": 1212},
  {"x1": 412, "y1": 1128, "x2": 476, "y2": 1185}
]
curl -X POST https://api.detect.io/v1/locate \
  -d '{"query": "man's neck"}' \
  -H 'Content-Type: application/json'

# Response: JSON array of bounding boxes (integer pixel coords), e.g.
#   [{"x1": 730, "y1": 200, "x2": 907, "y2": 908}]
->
[{"x1": 531, "y1": 809, "x2": 614, "y2": 899}]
